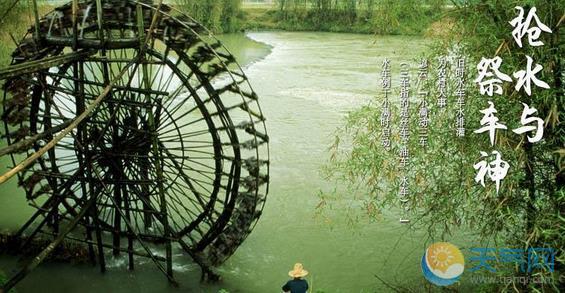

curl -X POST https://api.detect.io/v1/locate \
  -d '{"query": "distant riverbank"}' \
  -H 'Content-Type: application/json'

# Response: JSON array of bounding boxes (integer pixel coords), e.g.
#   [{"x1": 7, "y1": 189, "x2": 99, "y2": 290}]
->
[
  {"x1": 239, "y1": 3, "x2": 450, "y2": 36},
  {"x1": 0, "y1": 1, "x2": 448, "y2": 42}
]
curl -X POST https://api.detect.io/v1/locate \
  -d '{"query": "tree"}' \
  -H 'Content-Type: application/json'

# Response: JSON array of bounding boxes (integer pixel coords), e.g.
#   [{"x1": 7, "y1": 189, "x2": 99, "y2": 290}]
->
[{"x1": 175, "y1": 0, "x2": 242, "y2": 33}]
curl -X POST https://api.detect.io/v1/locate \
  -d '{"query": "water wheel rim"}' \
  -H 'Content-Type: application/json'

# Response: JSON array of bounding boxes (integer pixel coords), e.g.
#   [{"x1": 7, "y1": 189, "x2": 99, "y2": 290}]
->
[{"x1": 2, "y1": 0, "x2": 269, "y2": 266}]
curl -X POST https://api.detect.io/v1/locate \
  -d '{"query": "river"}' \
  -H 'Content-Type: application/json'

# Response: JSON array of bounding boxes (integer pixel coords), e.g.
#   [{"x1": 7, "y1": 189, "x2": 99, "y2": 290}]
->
[{"x1": 0, "y1": 32, "x2": 471, "y2": 292}]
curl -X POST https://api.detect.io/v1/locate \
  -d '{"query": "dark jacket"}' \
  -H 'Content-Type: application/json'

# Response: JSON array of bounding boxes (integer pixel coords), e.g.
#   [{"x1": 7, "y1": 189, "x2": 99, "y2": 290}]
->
[{"x1": 282, "y1": 278, "x2": 308, "y2": 293}]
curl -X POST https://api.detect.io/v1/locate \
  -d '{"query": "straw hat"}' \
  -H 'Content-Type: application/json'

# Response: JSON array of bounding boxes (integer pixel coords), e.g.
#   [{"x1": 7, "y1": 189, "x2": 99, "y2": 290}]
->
[{"x1": 288, "y1": 263, "x2": 309, "y2": 278}]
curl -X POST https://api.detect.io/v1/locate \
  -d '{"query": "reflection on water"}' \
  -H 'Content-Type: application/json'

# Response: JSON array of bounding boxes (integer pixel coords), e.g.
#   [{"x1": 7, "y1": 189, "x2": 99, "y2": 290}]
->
[{"x1": 0, "y1": 32, "x2": 464, "y2": 292}]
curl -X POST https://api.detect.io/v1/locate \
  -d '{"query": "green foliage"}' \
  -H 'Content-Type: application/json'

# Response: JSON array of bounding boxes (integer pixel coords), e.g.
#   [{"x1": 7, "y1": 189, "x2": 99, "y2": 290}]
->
[
  {"x1": 173, "y1": 0, "x2": 444, "y2": 35},
  {"x1": 0, "y1": 0, "x2": 30, "y2": 64},
  {"x1": 0, "y1": 0, "x2": 53, "y2": 67},
  {"x1": 323, "y1": 0, "x2": 564, "y2": 291},
  {"x1": 176, "y1": 0, "x2": 242, "y2": 33},
  {"x1": 271, "y1": 0, "x2": 445, "y2": 34}
]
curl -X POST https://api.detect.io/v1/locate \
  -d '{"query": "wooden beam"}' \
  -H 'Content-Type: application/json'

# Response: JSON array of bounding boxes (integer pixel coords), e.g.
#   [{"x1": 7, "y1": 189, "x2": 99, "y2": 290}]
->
[
  {"x1": 0, "y1": 120, "x2": 71, "y2": 157},
  {"x1": 44, "y1": 37, "x2": 139, "y2": 49},
  {"x1": 0, "y1": 50, "x2": 94, "y2": 80},
  {"x1": 31, "y1": 0, "x2": 40, "y2": 41},
  {"x1": 137, "y1": 0, "x2": 174, "y2": 279}
]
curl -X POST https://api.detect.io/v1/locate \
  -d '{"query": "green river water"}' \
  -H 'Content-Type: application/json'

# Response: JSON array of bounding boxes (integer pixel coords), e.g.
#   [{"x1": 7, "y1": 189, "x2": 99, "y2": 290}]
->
[{"x1": 0, "y1": 32, "x2": 476, "y2": 292}]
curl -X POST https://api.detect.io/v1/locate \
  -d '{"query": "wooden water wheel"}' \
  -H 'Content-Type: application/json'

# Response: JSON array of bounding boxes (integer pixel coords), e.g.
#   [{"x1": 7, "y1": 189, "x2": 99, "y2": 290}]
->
[{"x1": 0, "y1": 0, "x2": 269, "y2": 290}]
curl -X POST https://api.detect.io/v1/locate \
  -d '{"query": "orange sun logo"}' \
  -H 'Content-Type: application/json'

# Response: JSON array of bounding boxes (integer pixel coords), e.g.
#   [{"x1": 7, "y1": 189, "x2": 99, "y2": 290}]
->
[{"x1": 422, "y1": 242, "x2": 465, "y2": 286}]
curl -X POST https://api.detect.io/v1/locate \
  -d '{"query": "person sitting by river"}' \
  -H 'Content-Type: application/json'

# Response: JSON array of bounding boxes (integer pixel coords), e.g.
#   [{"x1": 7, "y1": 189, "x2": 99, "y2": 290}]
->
[{"x1": 282, "y1": 263, "x2": 309, "y2": 293}]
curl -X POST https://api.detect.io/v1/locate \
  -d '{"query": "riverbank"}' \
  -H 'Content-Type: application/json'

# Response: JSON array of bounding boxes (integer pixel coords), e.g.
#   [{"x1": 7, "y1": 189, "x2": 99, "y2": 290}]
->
[
  {"x1": 0, "y1": 2, "x2": 446, "y2": 39},
  {"x1": 239, "y1": 4, "x2": 448, "y2": 35},
  {"x1": 0, "y1": 4, "x2": 53, "y2": 67}
]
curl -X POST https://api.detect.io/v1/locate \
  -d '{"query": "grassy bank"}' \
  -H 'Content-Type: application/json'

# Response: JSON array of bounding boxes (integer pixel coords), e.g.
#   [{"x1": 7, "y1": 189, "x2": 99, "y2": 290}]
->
[
  {"x1": 0, "y1": 2, "x2": 54, "y2": 67},
  {"x1": 0, "y1": 1, "x2": 444, "y2": 38},
  {"x1": 238, "y1": 2, "x2": 447, "y2": 35},
  {"x1": 173, "y1": 1, "x2": 448, "y2": 35}
]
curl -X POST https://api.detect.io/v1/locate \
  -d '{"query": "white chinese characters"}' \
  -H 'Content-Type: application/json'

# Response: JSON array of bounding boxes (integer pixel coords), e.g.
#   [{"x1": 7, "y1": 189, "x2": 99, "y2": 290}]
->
[
  {"x1": 474, "y1": 101, "x2": 507, "y2": 146},
  {"x1": 472, "y1": 6, "x2": 552, "y2": 195},
  {"x1": 475, "y1": 56, "x2": 512, "y2": 96},
  {"x1": 472, "y1": 101, "x2": 545, "y2": 192},
  {"x1": 509, "y1": 6, "x2": 552, "y2": 48},
  {"x1": 474, "y1": 55, "x2": 549, "y2": 96},
  {"x1": 513, "y1": 55, "x2": 549, "y2": 96},
  {"x1": 513, "y1": 103, "x2": 544, "y2": 143},
  {"x1": 474, "y1": 151, "x2": 510, "y2": 195}
]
